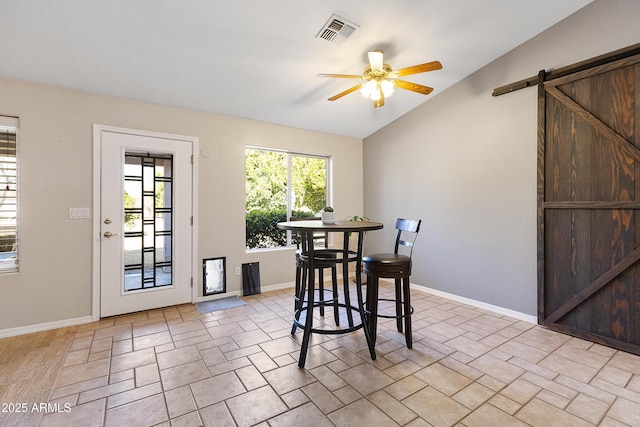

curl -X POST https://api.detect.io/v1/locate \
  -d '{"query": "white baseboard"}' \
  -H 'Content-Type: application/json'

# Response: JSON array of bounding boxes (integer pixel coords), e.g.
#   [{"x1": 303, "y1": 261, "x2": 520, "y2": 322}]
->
[
  {"x1": 260, "y1": 281, "x2": 296, "y2": 292},
  {"x1": 257, "y1": 276, "x2": 537, "y2": 324},
  {"x1": 1, "y1": 284, "x2": 296, "y2": 339},
  {"x1": 411, "y1": 283, "x2": 537, "y2": 324},
  {"x1": 0, "y1": 315, "x2": 94, "y2": 339}
]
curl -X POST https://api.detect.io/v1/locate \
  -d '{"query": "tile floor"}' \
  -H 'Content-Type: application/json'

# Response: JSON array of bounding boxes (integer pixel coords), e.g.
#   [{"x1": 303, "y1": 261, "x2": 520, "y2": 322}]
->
[{"x1": 2, "y1": 280, "x2": 640, "y2": 426}]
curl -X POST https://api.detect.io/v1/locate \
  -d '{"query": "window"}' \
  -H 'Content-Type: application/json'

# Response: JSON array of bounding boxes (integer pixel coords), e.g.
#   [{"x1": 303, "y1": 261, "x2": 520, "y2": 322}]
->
[
  {"x1": 123, "y1": 153, "x2": 173, "y2": 290},
  {"x1": 245, "y1": 147, "x2": 329, "y2": 249},
  {"x1": 0, "y1": 116, "x2": 18, "y2": 272}
]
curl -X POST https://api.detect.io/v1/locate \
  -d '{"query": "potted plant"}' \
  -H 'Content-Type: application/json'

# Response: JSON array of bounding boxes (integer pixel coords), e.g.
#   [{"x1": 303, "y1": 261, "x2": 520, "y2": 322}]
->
[
  {"x1": 321, "y1": 206, "x2": 336, "y2": 224},
  {"x1": 345, "y1": 215, "x2": 369, "y2": 222},
  {"x1": 345, "y1": 214, "x2": 370, "y2": 237}
]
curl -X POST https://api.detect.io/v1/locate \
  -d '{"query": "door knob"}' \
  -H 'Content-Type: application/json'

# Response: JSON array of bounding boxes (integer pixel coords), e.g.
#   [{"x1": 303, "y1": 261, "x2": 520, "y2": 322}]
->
[{"x1": 103, "y1": 231, "x2": 119, "y2": 238}]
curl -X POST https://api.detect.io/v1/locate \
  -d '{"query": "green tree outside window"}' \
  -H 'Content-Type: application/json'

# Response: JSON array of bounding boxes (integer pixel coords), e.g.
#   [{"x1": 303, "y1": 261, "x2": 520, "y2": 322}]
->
[{"x1": 245, "y1": 148, "x2": 329, "y2": 249}]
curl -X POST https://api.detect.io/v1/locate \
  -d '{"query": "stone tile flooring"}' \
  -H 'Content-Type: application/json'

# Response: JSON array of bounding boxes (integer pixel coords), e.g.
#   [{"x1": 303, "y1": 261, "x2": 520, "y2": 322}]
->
[{"x1": 1, "y1": 281, "x2": 640, "y2": 426}]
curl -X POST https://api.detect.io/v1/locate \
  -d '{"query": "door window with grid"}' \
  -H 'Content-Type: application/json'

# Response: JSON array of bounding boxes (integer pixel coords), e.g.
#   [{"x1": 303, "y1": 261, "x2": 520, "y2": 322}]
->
[{"x1": 123, "y1": 153, "x2": 173, "y2": 291}]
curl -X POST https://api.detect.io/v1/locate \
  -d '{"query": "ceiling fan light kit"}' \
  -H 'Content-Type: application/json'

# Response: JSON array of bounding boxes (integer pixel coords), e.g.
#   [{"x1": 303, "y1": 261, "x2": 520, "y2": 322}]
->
[
  {"x1": 319, "y1": 50, "x2": 442, "y2": 109},
  {"x1": 360, "y1": 79, "x2": 394, "y2": 101}
]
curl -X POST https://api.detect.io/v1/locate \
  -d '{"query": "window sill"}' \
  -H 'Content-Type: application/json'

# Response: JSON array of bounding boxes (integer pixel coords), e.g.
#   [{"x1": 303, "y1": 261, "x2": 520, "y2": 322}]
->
[{"x1": 245, "y1": 246, "x2": 296, "y2": 254}]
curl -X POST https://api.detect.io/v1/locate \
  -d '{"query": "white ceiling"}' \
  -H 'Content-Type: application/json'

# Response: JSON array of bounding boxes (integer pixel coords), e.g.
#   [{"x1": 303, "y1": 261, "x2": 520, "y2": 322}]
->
[{"x1": 0, "y1": 0, "x2": 592, "y2": 138}]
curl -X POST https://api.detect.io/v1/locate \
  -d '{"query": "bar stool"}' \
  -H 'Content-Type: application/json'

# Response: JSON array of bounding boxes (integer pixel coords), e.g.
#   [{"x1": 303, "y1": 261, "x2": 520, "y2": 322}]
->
[
  {"x1": 290, "y1": 217, "x2": 339, "y2": 334},
  {"x1": 363, "y1": 218, "x2": 421, "y2": 348}
]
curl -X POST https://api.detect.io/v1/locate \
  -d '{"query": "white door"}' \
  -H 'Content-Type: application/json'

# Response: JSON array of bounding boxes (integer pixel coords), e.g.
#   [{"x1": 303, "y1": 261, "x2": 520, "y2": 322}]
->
[{"x1": 98, "y1": 128, "x2": 194, "y2": 317}]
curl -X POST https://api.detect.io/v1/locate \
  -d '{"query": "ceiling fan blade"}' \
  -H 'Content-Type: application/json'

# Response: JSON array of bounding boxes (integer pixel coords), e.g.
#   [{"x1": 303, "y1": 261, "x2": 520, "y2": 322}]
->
[
  {"x1": 368, "y1": 50, "x2": 384, "y2": 72},
  {"x1": 328, "y1": 84, "x2": 362, "y2": 101},
  {"x1": 317, "y1": 73, "x2": 362, "y2": 79},
  {"x1": 394, "y1": 79, "x2": 434, "y2": 95},
  {"x1": 396, "y1": 61, "x2": 442, "y2": 77}
]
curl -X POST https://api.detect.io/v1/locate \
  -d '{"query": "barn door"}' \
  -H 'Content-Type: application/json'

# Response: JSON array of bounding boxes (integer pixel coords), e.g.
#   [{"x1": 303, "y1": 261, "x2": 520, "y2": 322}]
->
[{"x1": 539, "y1": 53, "x2": 640, "y2": 355}]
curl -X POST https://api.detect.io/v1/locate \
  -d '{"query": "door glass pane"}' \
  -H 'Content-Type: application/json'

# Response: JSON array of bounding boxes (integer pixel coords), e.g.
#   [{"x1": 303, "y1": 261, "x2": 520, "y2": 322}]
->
[
  {"x1": 124, "y1": 268, "x2": 141, "y2": 291},
  {"x1": 156, "y1": 235, "x2": 171, "y2": 262},
  {"x1": 143, "y1": 222, "x2": 154, "y2": 247},
  {"x1": 156, "y1": 181, "x2": 171, "y2": 209},
  {"x1": 126, "y1": 236, "x2": 142, "y2": 266},
  {"x1": 156, "y1": 212, "x2": 171, "y2": 232},
  {"x1": 143, "y1": 159, "x2": 155, "y2": 192},
  {"x1": 156, "y1": 266, "x2": 172, "y2": 286},
  {"x1": 123, "y1": 152, "x2": 173, "y2": 291},
  {"x1": 156, "y1": 158, "x2": 172, "y2": 178},
  {"x1": 125, "y1": 155, "x2": 142, "y2": 175}
]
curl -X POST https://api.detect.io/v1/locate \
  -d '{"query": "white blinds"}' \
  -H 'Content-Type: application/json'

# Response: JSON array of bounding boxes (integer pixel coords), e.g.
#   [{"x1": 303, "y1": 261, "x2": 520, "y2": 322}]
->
[
  {"x1": 0, "y1": 115, "x2": 18, "y2": 272},
  {"x1": 0, "y1": 115, "x2": 18, "y2": 127}
]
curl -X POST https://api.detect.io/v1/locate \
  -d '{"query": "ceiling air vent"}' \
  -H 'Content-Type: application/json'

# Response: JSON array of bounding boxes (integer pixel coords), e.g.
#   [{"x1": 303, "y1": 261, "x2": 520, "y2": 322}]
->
[{"x1": 316, "y1": 14, "x2": 359, "y2": 44}]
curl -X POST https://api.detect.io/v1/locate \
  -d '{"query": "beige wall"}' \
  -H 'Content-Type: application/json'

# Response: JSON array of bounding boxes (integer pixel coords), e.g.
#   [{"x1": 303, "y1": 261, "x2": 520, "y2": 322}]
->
[
  {"x1": 0, "y1": 79, "x2": 363, "y2": 331},
  {"x1": 363, "y1": 0, "x2": 640, "y2": 315}
]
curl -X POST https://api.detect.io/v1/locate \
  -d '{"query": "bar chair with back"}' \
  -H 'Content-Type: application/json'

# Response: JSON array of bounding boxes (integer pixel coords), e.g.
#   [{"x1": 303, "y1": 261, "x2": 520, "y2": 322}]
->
[{"x1": 363, "y1": 218, "x2": 421, "y2": 348}]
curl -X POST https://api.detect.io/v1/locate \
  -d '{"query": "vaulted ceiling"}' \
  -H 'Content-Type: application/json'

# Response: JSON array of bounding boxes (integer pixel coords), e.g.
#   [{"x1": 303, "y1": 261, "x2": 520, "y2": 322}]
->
[{"x1": 0, "y1": 0, "x2": 592, "y2": 138}]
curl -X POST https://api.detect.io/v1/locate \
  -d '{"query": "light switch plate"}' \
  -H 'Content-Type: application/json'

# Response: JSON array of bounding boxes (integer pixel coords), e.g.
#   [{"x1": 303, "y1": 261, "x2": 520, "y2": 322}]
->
[{"x1": 69, "y1": 207, "x2": 90, "y2": 219}]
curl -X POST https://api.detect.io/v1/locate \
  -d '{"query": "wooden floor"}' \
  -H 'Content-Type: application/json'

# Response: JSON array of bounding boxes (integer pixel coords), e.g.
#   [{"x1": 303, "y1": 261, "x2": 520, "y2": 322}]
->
[{"x1": 1, "y1": 281, "x2": 640, "y2": 426}]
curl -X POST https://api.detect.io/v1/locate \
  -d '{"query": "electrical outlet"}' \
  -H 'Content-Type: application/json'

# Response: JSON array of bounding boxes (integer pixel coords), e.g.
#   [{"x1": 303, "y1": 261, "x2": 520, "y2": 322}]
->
[{"x1": 235, "y1": 266, "x2": 241, "y2": 276}]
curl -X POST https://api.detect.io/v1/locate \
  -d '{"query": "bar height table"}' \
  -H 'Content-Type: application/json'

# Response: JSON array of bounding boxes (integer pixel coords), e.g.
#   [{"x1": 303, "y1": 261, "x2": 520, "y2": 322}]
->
[{"x1": 277, "y1": 220, "x2": 383, "y2": 368}]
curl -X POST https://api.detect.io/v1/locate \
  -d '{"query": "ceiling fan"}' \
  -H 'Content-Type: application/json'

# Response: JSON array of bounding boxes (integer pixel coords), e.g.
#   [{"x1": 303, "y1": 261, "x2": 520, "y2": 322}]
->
[{"x1": 318, "y1": 50, "x2": 442, "y2": 109}]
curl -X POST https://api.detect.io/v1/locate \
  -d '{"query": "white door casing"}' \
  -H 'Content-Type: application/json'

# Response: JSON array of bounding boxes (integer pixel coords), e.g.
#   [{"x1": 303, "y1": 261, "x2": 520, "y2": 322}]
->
[{"x1": 93, "y1": 125, "x2": 198, "y2": 318}]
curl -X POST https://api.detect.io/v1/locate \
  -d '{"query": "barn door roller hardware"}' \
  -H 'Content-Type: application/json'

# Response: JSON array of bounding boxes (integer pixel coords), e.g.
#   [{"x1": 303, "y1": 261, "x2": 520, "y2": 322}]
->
[{"x1": 492, "y1": 42, "x2": 640, "y2": 97}]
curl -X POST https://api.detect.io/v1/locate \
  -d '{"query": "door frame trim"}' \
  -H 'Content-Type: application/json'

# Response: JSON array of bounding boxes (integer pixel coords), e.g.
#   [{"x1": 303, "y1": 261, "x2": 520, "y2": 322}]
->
[{"x1": 92, "y1": 124, "x2": 199, "y2": 320}]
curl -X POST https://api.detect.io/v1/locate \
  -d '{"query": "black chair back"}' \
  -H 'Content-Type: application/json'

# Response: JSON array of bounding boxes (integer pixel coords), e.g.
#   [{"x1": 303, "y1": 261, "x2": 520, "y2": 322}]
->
[
  {"x1": 393, "y1": 218, "x2": 421, "y2": 257},
  {"x1": 289, "y1": 217, "x2": 329, "y2": 248}
]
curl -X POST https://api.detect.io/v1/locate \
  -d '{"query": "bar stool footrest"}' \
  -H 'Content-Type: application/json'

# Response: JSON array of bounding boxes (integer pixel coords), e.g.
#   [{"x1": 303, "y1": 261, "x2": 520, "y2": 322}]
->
[
  {"x1": 293, "y1": 288, "x2": 338, "y2": 305},
  {"x1": 292, "y1": 303, "x2": 363, "y2": 335},
  {"x1": 365, "y1": 297, "x2": 414, "y2": 319}
]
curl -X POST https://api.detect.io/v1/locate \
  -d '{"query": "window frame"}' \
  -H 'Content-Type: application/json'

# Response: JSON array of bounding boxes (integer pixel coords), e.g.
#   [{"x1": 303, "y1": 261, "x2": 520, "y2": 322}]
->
[
  {"x1": 0, "y1": 115, "x2": 19, "y2": 273},
  {"x1": 245, "y1": 146, "x2": 331, "y2": 251}
]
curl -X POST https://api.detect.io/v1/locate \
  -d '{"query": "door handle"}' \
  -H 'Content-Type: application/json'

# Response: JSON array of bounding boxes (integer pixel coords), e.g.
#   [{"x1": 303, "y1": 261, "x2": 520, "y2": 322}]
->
[{"x1": 103, "y1": 231, "x2": 119, "y2": 238}]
